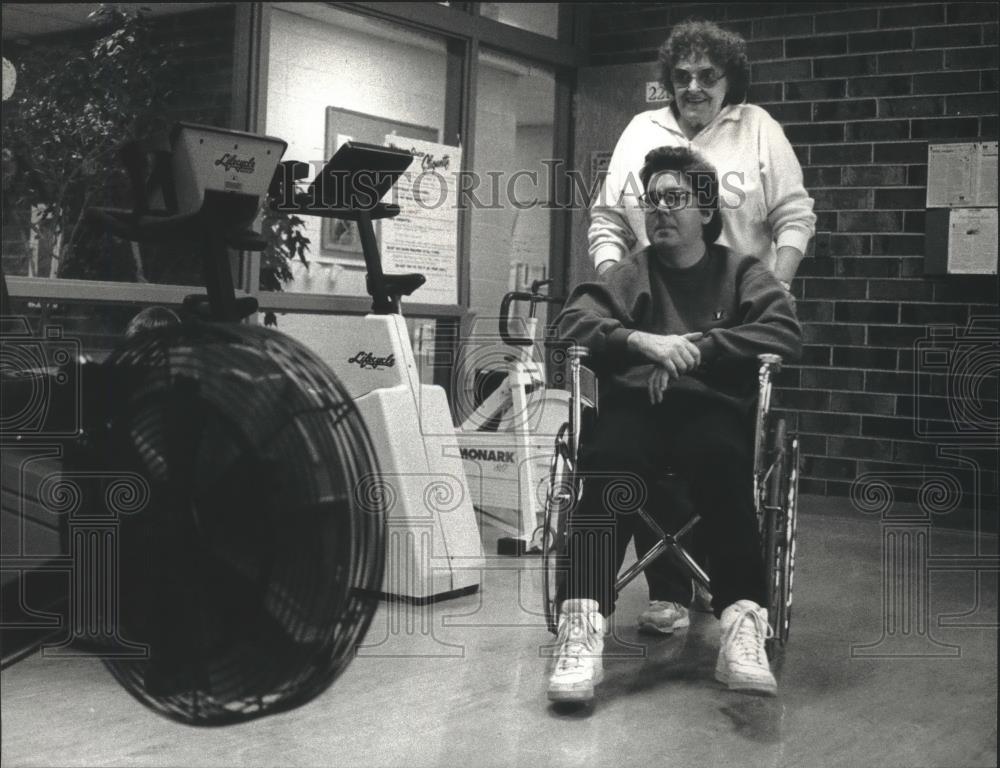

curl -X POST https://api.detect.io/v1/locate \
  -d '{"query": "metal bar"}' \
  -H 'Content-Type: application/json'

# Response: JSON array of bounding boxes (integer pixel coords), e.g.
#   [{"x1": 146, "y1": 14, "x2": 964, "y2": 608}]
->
[
  {"x1": 616, "y1": 539, "x2": 668, "y2": 593},
  {"x1": 5, "y1": 276, "x2": 244, "y2": 306},
  {"x1": 447, "y1": 35, "x2": 474, "y2": 311},
  {"x1": 255, "y1": 289, "x2": 463, "y2": 317},
  {"x1": 673, "y1": 513, "x2": 701, "y2": 541},
  {"x1": 232, "y1": 2, "x2": 269, "y2": 313},
  {"x1": 753, "y1": 356, "x2": 780, "y2": 517},
  {"x1": 0, "y1": 557, "x2": 73, "y2": 568},
  {"x1": 202, "y1": 231, "x2": 238, "y2": 321},
  {"x1": 670, "y1": 541, "x2": 711, "y2": 590},
  {"x1": 569, "y1": 349, "x2": 583, "y2": 459},
  {"x1": 549, "y1": 70, "x2": 574, "y2": 306},
  {"x1": 613, "y1": 510, "x2": 710, "y2": 594},
  {"x1": 926, "y1": 557, "x2": 1000, "y2": 570}
]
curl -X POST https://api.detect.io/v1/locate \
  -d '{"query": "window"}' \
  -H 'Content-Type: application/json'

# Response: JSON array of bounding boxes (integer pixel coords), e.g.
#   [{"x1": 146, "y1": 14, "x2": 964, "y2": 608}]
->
[
  {"x1": 2, "y1": 4, "x2": 238, "y2": 289},
  {"x1": 469, "y1": 48, "x2": 556, "y2": 336},
  {"x1": 265, "y1": 4, "x2": 453, "y2": 302},
  {"x1": 480, "y1": 3, "x2": 560, "y2": 39}
]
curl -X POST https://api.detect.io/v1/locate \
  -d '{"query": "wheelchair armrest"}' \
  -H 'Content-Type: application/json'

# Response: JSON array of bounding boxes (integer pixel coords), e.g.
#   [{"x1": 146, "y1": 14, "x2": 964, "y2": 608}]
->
[
  {"x1": 562, "y1": 345, "x2": 597, "y2": 409},
  {"x1": 757, "y1": 353, "x2": 782, "y2": 371}
]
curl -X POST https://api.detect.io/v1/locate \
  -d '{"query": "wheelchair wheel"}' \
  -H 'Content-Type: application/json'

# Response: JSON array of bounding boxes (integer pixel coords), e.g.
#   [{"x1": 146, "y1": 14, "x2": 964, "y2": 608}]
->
[
  {"x1": 776, "y1": 433, "x2": 800, "y2": 647},
  {"x1": 542, "y1": 425, "x2": 576, "y2": 635},
  {"x1": 762, "y1": 417, "x2": 788, "y2": 658}
]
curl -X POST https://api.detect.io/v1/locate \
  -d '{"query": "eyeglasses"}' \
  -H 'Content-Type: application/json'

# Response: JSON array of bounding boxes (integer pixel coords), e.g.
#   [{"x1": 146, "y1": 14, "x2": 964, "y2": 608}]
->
[
  {"x1": 639, "y1": 189, "x2": 693, "y2": 211},
  {"x1": 670, "y1": 67, "x2": 724, "y2": 89}
]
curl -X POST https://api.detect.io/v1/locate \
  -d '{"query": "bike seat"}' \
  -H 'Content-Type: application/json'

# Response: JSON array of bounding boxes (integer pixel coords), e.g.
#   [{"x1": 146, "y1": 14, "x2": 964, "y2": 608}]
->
[{"x1": 372, "y1": 273, "x2": 426, "y2": 299}]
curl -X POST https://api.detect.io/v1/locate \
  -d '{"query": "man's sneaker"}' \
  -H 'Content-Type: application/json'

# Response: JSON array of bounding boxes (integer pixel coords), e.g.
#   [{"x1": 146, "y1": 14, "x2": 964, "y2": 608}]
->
[
  {"x1": 637, "y1": 601, "x2": 690, "y2": 635},
  {"x1": 714, "y1": 600, "x2": 777, "y2": 695},
  {"x1": 692, "y1": 581, "x2": 713, "y2": 613},
  {"x1": 548, "y1": 599, "x2": 605, "y2": 703}
]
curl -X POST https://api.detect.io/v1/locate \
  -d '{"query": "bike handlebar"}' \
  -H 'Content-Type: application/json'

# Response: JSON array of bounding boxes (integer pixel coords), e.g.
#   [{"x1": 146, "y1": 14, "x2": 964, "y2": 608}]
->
[{"x1": 498, "y1": 280, "x2": 564, "y2": 347}]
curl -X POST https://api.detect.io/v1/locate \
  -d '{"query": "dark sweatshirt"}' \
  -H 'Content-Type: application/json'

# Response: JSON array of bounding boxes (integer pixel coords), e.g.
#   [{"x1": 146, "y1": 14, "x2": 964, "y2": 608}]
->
[{"x1": 556, "y1": 243, "x2": 802, "y2": 414}]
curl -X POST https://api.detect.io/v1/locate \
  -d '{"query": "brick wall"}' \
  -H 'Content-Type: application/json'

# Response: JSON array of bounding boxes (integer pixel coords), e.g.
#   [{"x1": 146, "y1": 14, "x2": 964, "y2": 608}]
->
[{"x1": 589, "y1": 2, "x2": 998, "y2": 526}]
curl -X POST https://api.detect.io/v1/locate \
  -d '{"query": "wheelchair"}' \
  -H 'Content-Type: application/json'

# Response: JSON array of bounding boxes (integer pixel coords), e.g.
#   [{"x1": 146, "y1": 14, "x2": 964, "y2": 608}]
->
[{"x1": 541, "y1": 347, "x2": 800, "y2": 657}]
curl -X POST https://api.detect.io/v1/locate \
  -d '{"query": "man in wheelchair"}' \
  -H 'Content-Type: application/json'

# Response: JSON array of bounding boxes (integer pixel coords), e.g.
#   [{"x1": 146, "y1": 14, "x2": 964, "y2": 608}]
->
[{"x1": 549, "y1": 146, "x2": 801, "y2": 702}]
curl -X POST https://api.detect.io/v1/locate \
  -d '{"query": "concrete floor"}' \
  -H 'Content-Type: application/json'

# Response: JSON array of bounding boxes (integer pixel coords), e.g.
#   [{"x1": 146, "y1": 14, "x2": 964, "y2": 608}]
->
[{"x1": 2, "y1": 501, "x2": 997, "y2": 768}]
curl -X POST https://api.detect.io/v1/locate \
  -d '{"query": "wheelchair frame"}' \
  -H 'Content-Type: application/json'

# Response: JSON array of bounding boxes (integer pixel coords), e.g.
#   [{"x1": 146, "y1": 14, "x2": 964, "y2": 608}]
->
[{"x1": 541, "y1": 347, "x2": 800, "y2": 656}]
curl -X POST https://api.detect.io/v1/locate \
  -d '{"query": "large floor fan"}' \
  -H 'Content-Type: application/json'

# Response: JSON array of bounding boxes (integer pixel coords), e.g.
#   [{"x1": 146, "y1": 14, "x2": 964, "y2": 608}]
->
[{"x1": 67, "y1": 124, "x2": 386, "y2": 725}]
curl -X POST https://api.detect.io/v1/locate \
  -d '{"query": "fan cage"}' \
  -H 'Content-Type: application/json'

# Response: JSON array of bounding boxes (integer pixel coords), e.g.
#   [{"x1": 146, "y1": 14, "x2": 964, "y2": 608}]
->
[{"x1": 85, "y1": 322, "x2": 385, "y2": 726}]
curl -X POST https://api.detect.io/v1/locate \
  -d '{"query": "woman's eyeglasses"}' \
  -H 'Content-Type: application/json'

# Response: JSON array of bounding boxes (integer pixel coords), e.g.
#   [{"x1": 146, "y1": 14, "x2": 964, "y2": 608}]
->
[
  {"x1": 670, "y1": 67, "x2": 724, "y2": 88},
  {"x1": 639, "y1": 189, "x2": 693, "y2": 211}
]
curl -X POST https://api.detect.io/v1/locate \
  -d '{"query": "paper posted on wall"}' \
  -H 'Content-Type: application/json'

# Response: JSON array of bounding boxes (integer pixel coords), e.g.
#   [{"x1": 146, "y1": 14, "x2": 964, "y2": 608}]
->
[
  {"x1": 947, "y1": 208, "x2": 998, "y2": 274},
  {"x1": 380, "y1": 135, "x2": 461, "y2": 305},
  {"x1": 926, "y1": 142, "x2": 999, "y2": 208}
]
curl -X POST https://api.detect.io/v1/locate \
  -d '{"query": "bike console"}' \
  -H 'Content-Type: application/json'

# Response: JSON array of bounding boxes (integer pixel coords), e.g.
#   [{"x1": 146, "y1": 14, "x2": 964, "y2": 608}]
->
[{"x1": 270, "y1": 142, "x2": 424, "y2": 315}]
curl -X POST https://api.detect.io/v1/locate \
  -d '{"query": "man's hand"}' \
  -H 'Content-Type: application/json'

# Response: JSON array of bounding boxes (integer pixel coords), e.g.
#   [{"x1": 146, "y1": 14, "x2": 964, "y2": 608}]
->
[
  {"x1": 647, "y1": 366, "x2": 671, "y2": 404},
  {"x1": 628, "y1": 331, "x2": 703, "y2": 379}
]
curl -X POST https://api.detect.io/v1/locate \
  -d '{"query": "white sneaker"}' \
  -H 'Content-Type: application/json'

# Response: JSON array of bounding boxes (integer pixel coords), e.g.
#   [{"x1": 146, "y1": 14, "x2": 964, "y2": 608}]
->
[
  {"x1": 637, "y1": 601, "x2": 690, "y2": 635},
  {"x1": 548, "y1": 599, "x2": 605, "y2": 702},
  {"x1": 715, "y1": 600, "x2": 777, "y2": 695}
]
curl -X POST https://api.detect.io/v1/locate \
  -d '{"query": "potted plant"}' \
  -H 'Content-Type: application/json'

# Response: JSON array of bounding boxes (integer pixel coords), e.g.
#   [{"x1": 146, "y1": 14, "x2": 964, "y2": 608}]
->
[{"x1": 1, "y1": 4, "x2": 307, "y2": 293}]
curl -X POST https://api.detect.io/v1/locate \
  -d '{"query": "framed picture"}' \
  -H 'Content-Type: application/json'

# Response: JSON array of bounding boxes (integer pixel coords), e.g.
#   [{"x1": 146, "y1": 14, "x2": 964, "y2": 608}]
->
[{"x1": 321, "y1": 107, "x2": 439, "y2": 258}]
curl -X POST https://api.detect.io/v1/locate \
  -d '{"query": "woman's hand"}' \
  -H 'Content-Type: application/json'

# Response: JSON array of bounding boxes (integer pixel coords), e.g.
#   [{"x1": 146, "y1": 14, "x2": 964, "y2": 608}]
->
[{"x1": 775, "y1": 245, "x2": 802, "y2": 312}]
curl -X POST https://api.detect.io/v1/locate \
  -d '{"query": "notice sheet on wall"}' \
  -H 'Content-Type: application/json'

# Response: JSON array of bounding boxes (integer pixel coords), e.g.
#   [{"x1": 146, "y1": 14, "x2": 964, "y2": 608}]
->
[
  {"x1": 976, "y1": 142, "x2": 998, "y2": 207},
  {"x1": 927, "y1": 143, "x2": 977, "y2": 207},
  {"x1": 927, "y1": 142, "x2": 999, "y2": 207},
  {"x1": 381, "y1": 135, "x2": 461, "y2": 305},
  {"x1": 947, "y1": 208, "x2": 999, "y2": 274}
]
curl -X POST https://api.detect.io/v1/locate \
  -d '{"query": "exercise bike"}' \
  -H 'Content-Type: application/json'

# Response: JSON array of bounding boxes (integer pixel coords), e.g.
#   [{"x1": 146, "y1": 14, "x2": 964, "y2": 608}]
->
[
  {"x1": 455, "y1": 279, "x2": 571, "y2": 556},
  {"x1": 270, "y1": 142, "x2": 485, "y2": 603}
]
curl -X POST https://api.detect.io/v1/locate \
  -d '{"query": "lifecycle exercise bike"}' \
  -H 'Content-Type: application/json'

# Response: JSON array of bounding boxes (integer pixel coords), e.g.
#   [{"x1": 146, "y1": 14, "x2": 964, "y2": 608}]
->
[
  {"x1": 542, "y1": 347, "x2": 800, "y2": 656},
  {"x1": 269, "y1": 142, "x2": 485, "y2": 603},
  {"x1": 0, "y1": 123, "x2": 391, "y2": 725}
]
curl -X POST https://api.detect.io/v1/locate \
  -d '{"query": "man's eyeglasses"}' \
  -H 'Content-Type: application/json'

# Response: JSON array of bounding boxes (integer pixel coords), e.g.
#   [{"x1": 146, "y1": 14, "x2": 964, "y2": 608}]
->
[
  {"x1": 639, "y1": 189, "x2": 694, "y2": 212},
  {"x1": 670, "y1": 67, "x2": 724, "y2": 89}
]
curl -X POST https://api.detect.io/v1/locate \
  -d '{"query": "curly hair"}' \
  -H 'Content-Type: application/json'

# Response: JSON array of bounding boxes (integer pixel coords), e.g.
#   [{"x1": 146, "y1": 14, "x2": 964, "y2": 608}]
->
[
  {"x1": 658, "y1": 19, "x2": 750, "y2": 106},
  {"x1": 639, "y1": 146, "x2": 723, "y2": 246}
]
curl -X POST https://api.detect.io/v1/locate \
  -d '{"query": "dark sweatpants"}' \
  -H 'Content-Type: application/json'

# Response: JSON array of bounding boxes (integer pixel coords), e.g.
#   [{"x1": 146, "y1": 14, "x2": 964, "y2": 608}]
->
[{"x1": 563, "y1": 389, "x2": 766, "y2": 619}]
